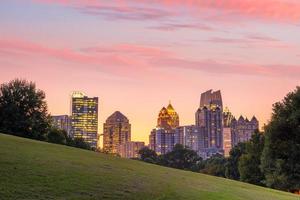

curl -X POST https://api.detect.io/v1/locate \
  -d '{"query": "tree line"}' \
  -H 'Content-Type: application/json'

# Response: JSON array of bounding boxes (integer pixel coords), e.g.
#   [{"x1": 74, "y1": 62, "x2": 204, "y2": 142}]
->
[
  {"x1": 0, "y1": 79, "x2": 92, "y2": 150},
  {"x1": 139, "y1": 87, "x2": 300, "y2": 194}
]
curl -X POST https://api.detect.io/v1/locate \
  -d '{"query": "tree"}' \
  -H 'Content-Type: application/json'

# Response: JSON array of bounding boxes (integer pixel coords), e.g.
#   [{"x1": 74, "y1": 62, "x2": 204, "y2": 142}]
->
[
  {"x1": 225, "y1": 142, "x2": 246, "y2": 180},
  {"x1": 47, "y1": 128, "x2": 67, "y2": 145},
  {"x1": 138, "y1": 147, "x2": 157, "y2": 164},
  {"x1": 160, "y1": 144, "x2": 202, "y2": 170},
  {"x1": 73, "y1": 137, "x2": 91, "y2": 150},
  {"x1": 0, "y1": 79, "x2": 50, "y2": 140},
  {"x1": 200, "y1": 154, "x2": 227, "y2": 177},
  {"x1": 261, "y1": 87, "x2": 300, "y2": 191},
  {"x1": 238, "y1": 131, "x2": 265, "y2": 185}
]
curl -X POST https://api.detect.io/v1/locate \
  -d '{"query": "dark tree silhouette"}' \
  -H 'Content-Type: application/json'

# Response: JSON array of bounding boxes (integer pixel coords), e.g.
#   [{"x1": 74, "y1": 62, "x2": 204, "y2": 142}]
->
[
  {"x1": 261, "y1": 87, "x2": 300, "y2": 192},
  {"x1": 0, "y1": 79, "x2": 50, "y2": 140}
]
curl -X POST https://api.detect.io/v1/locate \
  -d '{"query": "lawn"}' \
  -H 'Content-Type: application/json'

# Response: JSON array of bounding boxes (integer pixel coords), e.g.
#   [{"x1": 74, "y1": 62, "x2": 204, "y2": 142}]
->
[{"x1": 0, "y1": 133, "x2": 298, "y2": 200}]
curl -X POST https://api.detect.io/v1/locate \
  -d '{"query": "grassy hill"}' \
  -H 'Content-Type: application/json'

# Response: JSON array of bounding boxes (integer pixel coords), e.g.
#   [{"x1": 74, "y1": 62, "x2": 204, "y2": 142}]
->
[{"x1": 0, "y1": 133, "x2": 298, "y2": 200}]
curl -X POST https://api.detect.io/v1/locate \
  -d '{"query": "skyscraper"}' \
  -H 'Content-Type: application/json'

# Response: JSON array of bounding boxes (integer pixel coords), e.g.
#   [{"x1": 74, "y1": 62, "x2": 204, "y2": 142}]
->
[
  {"x1": 175, "y1": 125, "x2": 205, "y2": 156},
  {"x1": 157, "y1": 103, "x2": 179, "y2": 130},
  {"x1": 223, "y1": 107, "x2": 234, "y2": 157},
  {"x1": 52, "y1": 115, "x2": 71, "y2": 135},
  {"x1": 103, "y1": 111, "x2": 131, "y2": 154},
  {"x1": 195, "y1": 90, "x2": 223, "y2": 156},
  {"x1": 231, "y1": 116, "x2": 259, "y2": 147},
  {"x1": 149, "y1": 102, "x2": 179, "y2": 155},
  {"x1": 71, "y1": 91, "x2": 98, "y2": 148}
]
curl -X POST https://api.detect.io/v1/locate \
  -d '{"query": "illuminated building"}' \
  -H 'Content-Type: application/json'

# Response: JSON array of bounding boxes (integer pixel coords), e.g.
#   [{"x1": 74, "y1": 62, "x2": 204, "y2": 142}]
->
[
  {"x1": 52, "y1": 115, "x2": 71, "y2": 135},
  {"x1": 175, "y1": 125, "x2": 205, "y2": 156},
  {"x1": 118, "y1": 141, "x2": 145, "y2": 158},
  {"x1": 223, "y1": 107, "x2": 234, "y2": 157},
  {"x1": 157, "y1": 102, "x2": 179, "y2": 130},
  {"x1": 103, "y1": 111, "x2": 131, "y2": 154},
  {"x1": 195, "y1": 90, "x2": 223, "y2": 157},
  {"x1": 231, "y1": 116, "x2": 259, "y2": 147},
  {"x1": 71, "y1": 91, "x2": 98, "y2": 148},
  {"x1": 149, "y1": 102, "x2": 179, "y2": 154}
]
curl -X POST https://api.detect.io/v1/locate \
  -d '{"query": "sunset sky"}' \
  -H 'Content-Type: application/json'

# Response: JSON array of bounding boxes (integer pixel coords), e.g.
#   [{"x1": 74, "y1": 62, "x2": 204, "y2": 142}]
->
[{"x1": 1, "y1": 0, "x2": 300, "y2": 145}]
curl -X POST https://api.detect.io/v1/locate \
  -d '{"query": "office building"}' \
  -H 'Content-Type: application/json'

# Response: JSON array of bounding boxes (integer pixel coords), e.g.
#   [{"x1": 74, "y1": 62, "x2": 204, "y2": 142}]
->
[
  {"x1": 195, "y1": 90, "x2": 224, "y2": 157},
  {"x1": 175, "y1": 125, "x2": 205, "y2": 155},
  {"x1": 149, "y1": 102, "x2": 179, "y2": 155},
  {"x1": 231, "y1": 116, "x2": 259, "y2": 147},
  {"x1": 103, "y1": 111, "x2": 131, "y2": 154},
  {"x1": 52, "y1": 115, "x2": 71, "y2": 135},
  {"x1": 71, "y1": 91, "x2": 98, "y2": 148}
]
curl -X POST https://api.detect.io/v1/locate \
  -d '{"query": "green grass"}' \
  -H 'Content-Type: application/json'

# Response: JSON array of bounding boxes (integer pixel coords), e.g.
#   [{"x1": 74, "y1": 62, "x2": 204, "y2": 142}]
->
[{"x1": 0, "y1": 133, "x2": 299, "y2": 200}]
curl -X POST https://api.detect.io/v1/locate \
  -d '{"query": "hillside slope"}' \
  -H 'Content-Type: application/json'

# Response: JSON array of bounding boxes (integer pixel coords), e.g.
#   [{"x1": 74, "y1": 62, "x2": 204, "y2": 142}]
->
[{"x1": 0, "y1": 133, "x2": 298, "y2": 200}]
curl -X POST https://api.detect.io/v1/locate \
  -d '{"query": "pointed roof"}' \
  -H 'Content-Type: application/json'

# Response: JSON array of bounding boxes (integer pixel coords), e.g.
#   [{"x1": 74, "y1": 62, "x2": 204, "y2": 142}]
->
[
  {"x1": 167, "y1": 102, "x2": 175, "y2": 112},
  {"x1": 106, "y1": 111, "x2": 128, "y2": 123},
  {"x1": 251, "y1": 116, "x2": 258, "y2": 122},
  {"x1": 160, "y1": 106, "x2": 168, "y2": 112},
  {"x1": 238, "y1": 115, "x2": 245, "y2": 121}
]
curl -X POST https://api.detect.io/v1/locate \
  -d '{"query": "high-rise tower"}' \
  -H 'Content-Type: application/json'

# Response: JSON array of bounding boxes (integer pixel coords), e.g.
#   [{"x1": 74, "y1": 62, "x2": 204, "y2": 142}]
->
[
  {"x1": 71, "y1": 91, "x2": 98, "y2": 148},
  {"x1": 150, "y1": 102, "x2": 179, "y2": 155},
  {"x1": 157, "y1": 102, "x2": 179, "y2": 130},
  {"x1": 195, "y1": 90, "x2": 223, "y2": 155},
  {"x1": 103, "y1": 111, "x2": 131, "y2": 154}
]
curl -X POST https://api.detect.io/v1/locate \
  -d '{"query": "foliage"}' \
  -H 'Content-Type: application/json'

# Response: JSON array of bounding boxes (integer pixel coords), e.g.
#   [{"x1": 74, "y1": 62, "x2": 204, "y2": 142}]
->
[
  {"x1": 225, "y1": 142, "x2": 246, "y2": 180},
  {"x1": 261, "y1": 87, "x2": 300, "y2": 191},
  {"x1": 238, "y1": 131, "x2": 265, "y2": 185},
  {"x1": 0, "y1": 79, "x2": 51, "y2": 140},
  {"x1": 72, "y1": 137, "x2": 92, "y2": 150},
  {"x1": 199, "y1": 154, "x2": 227, "y2": 177},
  {"x1": 138, "y1": 147, "x2": 158, "y2": 164},
  {"x1": 159, "y1": 144, "x2": 202, "y2": 170},
  {"x1": 47, "y1": 128, "x2": 67, "y2": 145}
]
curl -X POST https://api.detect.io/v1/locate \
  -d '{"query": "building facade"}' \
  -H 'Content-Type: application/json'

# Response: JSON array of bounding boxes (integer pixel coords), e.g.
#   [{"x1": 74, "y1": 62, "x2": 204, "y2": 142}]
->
[
  {"x1": 149, "y1": 102, "x2": 179, "y2": 155},
  {"x1": 223, "y1": 108, "x2": 234, "y2": 157},
  {"x1": 231, "y1": 116, "x2": 259, "y2": 147},
  {"x1": 157, "y1": 103, "x2": 179, "y2": 130},
  {"x1": 195, "y1": 90, "x2": 223, "y2": 156},
  {"x1": 52, "y1": 115, "x2": 71, "y2": 135},
  {"x1": 118, "y1": 141, "x2": 145, "y2": 158},
  {"x1": 71, "y1": 91, "x2": 98, "y2": 148},
  {"x1": 103, "y1": 111, "x2": 131, "y2": 154},
  {"x1": 175, "y1": 125, "x2": 205, "y2": 155}
]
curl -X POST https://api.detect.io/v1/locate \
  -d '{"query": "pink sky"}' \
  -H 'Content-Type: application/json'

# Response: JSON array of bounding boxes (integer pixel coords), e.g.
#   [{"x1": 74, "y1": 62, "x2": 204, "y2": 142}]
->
[{"x1": 0, "y1": 0, "x2": 300, "y2": 145}]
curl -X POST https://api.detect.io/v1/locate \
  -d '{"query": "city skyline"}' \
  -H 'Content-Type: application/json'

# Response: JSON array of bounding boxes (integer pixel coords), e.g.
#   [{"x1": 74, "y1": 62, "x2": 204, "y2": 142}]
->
[{"x1": 1, "y1": 0, "x2": 300, "y2": 144}]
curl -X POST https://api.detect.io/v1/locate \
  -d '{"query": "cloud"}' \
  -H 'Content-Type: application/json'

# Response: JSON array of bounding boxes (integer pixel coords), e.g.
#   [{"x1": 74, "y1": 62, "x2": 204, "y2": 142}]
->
[
  {"x1": 33, "y1": 0, "x2": 300, "y2": 23},
  {"x1": 205, "y1": 35, "x2": 291, "y2": 49},
  {"x1": 152, "y1": 57, "x2": 300, "y2": 78},
  {"x1": 148, "y1": 23, "x2": 215, "y2": 31},
  {"x1": 1, "y1": 38, "x2": 299, "y2": 79},
  {"x1": 82, "y1": 43, "x2": 171, "y2": 57}
]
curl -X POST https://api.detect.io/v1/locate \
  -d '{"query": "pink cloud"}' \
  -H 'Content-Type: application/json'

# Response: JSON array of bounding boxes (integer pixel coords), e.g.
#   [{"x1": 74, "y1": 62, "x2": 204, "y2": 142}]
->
[
  {"x1": 33, "y1": 0, "x2": 300, "y2": 23},
  {"x1": 152, "y1": 57, "x2": 300, "y2": 78},
  {"x1": 205, "y1": 35, "x2": 291, "y2": 49},
  {"x1": 148, "y1": 23, "x2": 215, "y2": 31},
  {"x1": 1, "y1": 38, "x2": 300, "y2": 79}
]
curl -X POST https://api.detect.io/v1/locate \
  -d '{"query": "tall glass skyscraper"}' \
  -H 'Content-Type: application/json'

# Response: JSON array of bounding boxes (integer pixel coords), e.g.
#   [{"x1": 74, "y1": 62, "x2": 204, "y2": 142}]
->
[
  {"x1": 71, "y1": 91, "x2": 98, "y2": 148},
  {"x1": 195, "y1": 90, "x2": 223, "y2": 156}
]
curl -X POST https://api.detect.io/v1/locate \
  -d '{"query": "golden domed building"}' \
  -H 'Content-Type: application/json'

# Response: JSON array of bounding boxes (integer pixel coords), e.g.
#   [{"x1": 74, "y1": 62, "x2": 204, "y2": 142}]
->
[
  {"x1": 157, "y1": 102, "x2": 179, "y2": 130},
  {"x1": 149, "y1": 102, "x2": 180, "y2": 155}
]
